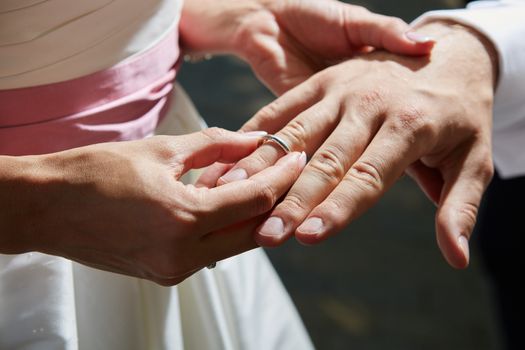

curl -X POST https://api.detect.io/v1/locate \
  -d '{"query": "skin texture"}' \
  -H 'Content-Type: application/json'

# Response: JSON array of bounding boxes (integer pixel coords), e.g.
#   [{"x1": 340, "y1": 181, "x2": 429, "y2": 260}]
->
[
  {"x1": 200, "y1": 21, "x2": 499, "y2": 269},
  {"x1": 0, "y1": 129, "x2": 306, "y2": 285},
  {"x1": 180, "y1": 0, "x2": 434, "y2": 95}
]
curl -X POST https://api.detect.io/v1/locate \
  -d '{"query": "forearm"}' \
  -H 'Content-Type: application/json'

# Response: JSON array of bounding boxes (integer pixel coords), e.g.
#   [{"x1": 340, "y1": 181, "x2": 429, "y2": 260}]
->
[{"x1": 0, "y1": 155, "x2": 45, "y2": 253}]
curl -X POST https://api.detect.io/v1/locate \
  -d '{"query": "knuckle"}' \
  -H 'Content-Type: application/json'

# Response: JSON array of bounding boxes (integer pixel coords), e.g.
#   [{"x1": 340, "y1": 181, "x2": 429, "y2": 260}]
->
[
  {"x1": 348, "y1": 159, "x2": 384, "y2": 192},
  {"x1": 478, "y1": 159, "x2": 494, "y2": 185},
  {"x1": 253, "y1": 101, "x2": 281, "y2": 127},
  {"x1": 474, "y1": 143, "x2": 494, "y2": 184},
  {"x1": 251, "y1": 180, "x2": 278, "y2": 213},
  {"x1": 279, "y1": 192, "x2": 308, "y2": 220},
  {"x1": 390, "y1": 106, "x2": 434, "y2": 138},
  {"x1": 318, "y1": 199, "x2": 347, "y2": 226},
  {"x1": 176, "y1": 192, "x2": 203, "y2": 221},
  {"x1": 309, "y1": 146, "x2": 348, "y2": 180},
  {"x1": 358, "y1": 89, "x2": 385, "y2": 105},
  {"x1": 279, "y1": 118, "x2": 309, "y2": 151},
  {"x1": 385, "y1": 17, "x2": 407, "y2": 30},
  {"x1": 459, "y1": 201, "x2": 480, "y2": 235},
  {"x1": 309, "y1": 69, "x2": 333, "y2": 93},
  {"x1": 201, "y1": 127, "x2": 227, "y2": 141},
  {"x1": 274, "y1": 193, "x2": 314, "y2": 226},
  {"x1": 353, "y1": 88, "x2": 387, "y2": 118}
]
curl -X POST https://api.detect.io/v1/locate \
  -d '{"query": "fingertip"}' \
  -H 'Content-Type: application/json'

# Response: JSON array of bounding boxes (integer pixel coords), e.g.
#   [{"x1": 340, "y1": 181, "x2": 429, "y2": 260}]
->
[
  {"x1": 405, "y1": 31, "x2": 435, "y2": 44},
  {"x1": 383, "y1": 30, "x2": 435, "y2": 56},
  {"x1": 254, "y1": 232, "x2": 289, "y2": 247},
  {"x1": 255, "y1": 216, "x2": 290, "y2": 247},
  {"x1": 403, "y1": 31, "x2": 436, "y2": 54},
  {"x1": 436, "y1": 211, "x2": 470, "y2": 269},
  {"x1": 295, "y1": 217, "x2": 327, "y2": 245},
  {"x1": 295, "y1": 232, "x2": 323, "y2": 246},
  {"x1": 457, "y1": 235, "x2": 470, "y2": 268},
  {"x1": 390, "y1": 39, "x2": 435, "y2": 56}
]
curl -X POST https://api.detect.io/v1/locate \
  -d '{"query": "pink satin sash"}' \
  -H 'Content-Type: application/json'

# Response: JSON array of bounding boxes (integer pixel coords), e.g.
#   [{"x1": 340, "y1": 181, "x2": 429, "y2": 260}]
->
[{"x1": 0, "y1": 29, "x2": 180, "y2": 156}]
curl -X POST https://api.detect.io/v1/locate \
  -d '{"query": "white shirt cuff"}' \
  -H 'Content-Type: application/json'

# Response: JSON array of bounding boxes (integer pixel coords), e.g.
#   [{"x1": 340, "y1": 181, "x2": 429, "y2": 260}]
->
[{"x1": 413, "y1": 1, "x2": 525, "y2": 178}]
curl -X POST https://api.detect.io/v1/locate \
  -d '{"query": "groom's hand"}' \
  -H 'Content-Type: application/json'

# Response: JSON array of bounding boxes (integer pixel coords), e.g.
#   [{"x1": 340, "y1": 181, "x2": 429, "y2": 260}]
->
[{"x1": 200, "y1": 21, "x2": 498, "y2": 269}]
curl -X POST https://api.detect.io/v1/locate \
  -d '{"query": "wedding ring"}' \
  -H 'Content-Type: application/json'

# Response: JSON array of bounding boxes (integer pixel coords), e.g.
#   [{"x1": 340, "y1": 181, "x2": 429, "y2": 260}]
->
[{"x1": 261, "y1": 134, "x2": 291, "y2": 154}]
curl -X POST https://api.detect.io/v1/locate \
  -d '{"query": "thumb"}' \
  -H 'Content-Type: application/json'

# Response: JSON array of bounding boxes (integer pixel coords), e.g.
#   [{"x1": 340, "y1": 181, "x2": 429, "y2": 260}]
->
[
  {"x1": 435, "y1": 149, "x2": 493, "y2": 269},
  {"x1": 345, "y1": 8, "x2": 435, "y2": 55}
]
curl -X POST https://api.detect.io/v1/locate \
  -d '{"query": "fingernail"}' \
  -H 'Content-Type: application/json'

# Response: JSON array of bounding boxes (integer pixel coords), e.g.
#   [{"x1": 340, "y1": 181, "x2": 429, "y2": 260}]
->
[
  {"x1": 258, "y1": 216, "x2": 285, "y2": 237},
  {"x1": 241, "y1": 131, "x2": 268, "y2": 138},
  {"x1": 220, "y1": 168, "x2": 248, "y2": 183},
  {"x1": 458, "y1": 235, "x2": 470, "y2": 263},
  {"x1": 276, "y1": 151, "x2": 307, "y2": 168},
  {"x1": 405, "y1": 31, "x2": 435, "y2": 44},
  {"x1": 298, "y1": 217, "x2": 324, "y2": 235},
  {"x1": 298, "y1": 151, "x2": 307, "y2": 168}
]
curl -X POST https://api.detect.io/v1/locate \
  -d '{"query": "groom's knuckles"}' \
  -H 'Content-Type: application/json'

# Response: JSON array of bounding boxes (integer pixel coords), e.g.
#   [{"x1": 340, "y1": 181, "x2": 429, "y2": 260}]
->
[
  {"x1": 347, "y1": 159, "x2": 385, "y2": 193},
  {"x1": 278, "y1": 118, "x2": 309, "y2": 152},
  {"x1": 278, "y1": 191, "x2": 310, "y2": 220},
  {"x1": 308, "y1": 145, "x2": 350, "y2": 182}
]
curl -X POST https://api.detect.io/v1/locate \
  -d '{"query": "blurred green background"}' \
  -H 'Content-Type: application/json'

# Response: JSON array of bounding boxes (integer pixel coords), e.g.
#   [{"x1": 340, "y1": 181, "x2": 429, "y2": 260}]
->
[{"x1": 178, "y1": 1, "x2": 502, "y2": 349}]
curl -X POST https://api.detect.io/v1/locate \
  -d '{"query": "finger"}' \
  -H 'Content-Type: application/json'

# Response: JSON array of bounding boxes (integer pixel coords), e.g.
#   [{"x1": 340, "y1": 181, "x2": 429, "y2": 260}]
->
[
  {"x1": 218, "y1": 99, "x2": 339, "y2": 185},
  {"x1": 190, "y1": 151, "x2": 307, "y2": 234},
  {"x1": 294, "y1": 118, "x2": 429, "y2": 245},
  {"x1": 195, "y1": 162, "x2": 233, "y2": 188},
  {"x1": 345, "y1": 7, "x2": 435, "y2": 55},
  {"x1": 197, "y1": 216, "x2": 265, "y2": 269},
  {"x1": 196, "y1": 82, "x2": 321, "y2": 187},
  {"x1": 241, "y1": 77, "x2": 323, "y2": 133},
  {"x1": 176, "y1": 128, "x2": 267, "y2": 175},
  {"x1": 435, "y1": 142, "x2": 493, "y2": 269},
  {"x1": 405, "y1": 160, "x2": 444, "y2": 205},
  {"x1": 254, "y1": 117, "x2": 375, "y2": 246}
]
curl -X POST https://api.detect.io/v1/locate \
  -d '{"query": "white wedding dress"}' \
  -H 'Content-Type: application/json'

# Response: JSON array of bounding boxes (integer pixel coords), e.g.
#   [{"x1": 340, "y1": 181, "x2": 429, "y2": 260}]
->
[{"x1": 0, "y1": 1, "x2": 313, "y2": 348}]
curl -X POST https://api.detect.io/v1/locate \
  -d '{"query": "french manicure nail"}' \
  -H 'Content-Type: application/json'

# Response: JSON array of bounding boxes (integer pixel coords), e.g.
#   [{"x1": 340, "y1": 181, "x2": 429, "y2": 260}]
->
[
  {"x1": 276, "y1": 151, "x2": 301, "y2": 166},
  {"x1": 298, "y1": 217, "x2": 324, "y2": 235},
  {"x1": 220, "y1": 168, "x2": 248, "y2": 183},
  {"x1": 298, "y1": 151, "x2": 307, "y2": 168},
  {"x1": 258, "y1": 217, "x2": 285, "y2": 237},
  {"x1": 241, "y1": 131, "x2": 268, "y2": 138},
  {"x1": 405, "y1": 31, "x2": 435, "y2": 44},
  {"x1": 458, "y1": 235, "x2": 470, "y2": 263}
]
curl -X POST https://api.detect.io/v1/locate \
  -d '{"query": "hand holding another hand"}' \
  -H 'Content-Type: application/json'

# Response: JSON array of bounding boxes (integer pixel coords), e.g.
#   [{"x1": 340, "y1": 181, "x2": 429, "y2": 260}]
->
[{"x1": 0, "y1": 129, "x2": 306, "y2": 285}]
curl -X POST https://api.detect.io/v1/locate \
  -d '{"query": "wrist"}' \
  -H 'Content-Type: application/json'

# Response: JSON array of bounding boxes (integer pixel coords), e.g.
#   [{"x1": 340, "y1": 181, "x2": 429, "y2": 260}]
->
[
  {"x1": 414, "y1": 20, "x2": 499, "y2": 88},
  {"x1": 180, "y1": 0, "x2": 264, "y2": 56}
]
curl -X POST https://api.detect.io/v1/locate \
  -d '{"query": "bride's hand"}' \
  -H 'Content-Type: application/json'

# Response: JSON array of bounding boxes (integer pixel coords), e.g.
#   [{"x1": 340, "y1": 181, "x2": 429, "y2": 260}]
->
[
  {"x1": 180, "y1": 0, "x2": 434, "y2": 95},
  {"x1": 0, "y1": 128, "x2": 306, "y2": 285}
]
